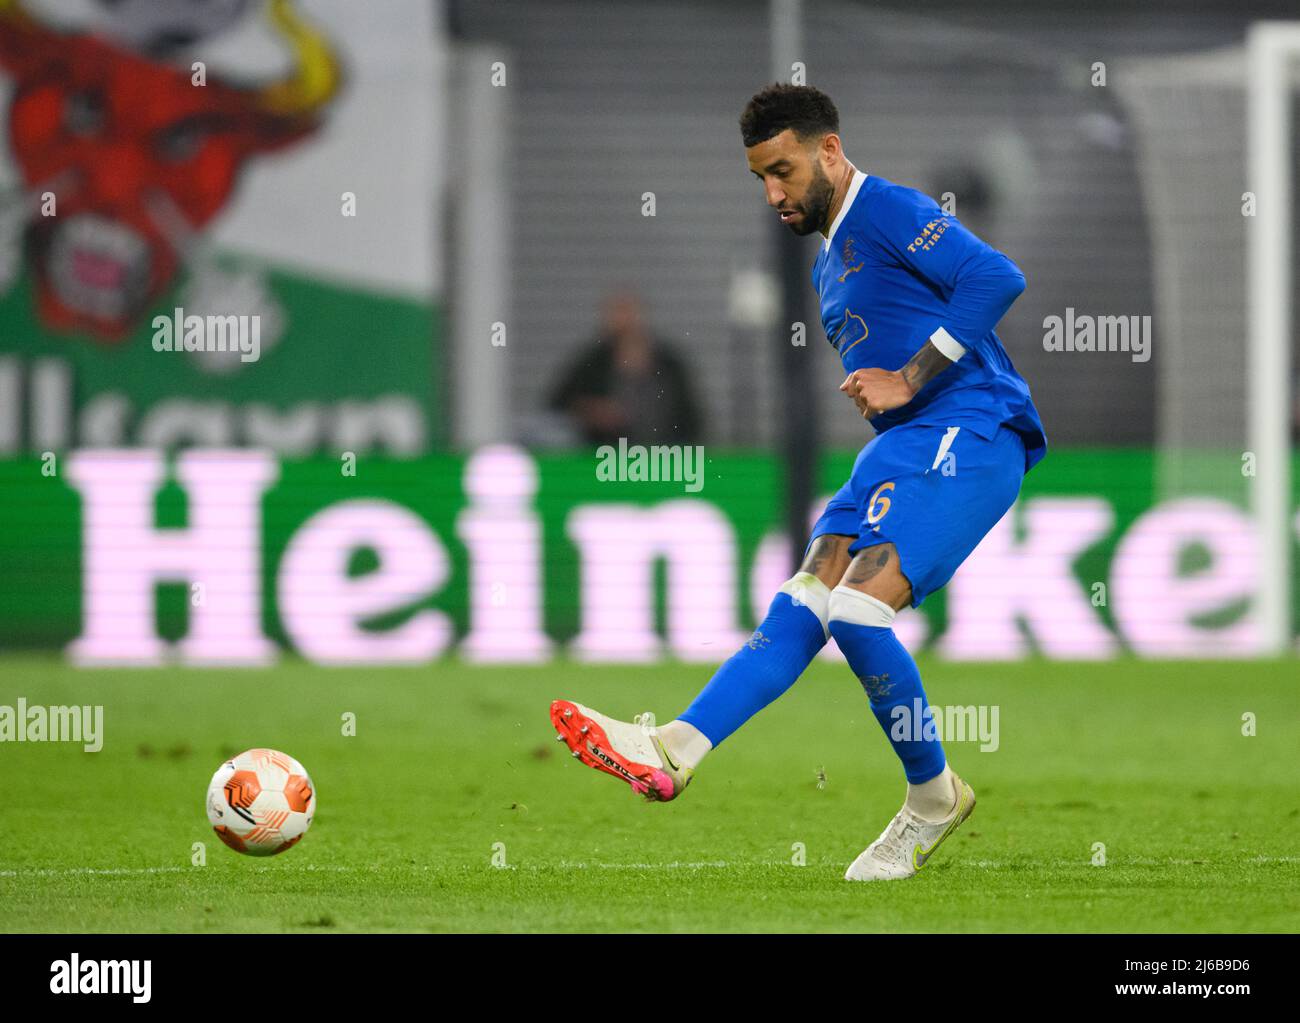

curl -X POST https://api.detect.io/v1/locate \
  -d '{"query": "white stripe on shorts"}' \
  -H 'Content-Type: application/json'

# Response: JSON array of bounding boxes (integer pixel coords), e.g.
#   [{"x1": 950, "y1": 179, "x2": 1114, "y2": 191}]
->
[{"x1": 930, "y1": 426, "x2": 961, "y2": 471}]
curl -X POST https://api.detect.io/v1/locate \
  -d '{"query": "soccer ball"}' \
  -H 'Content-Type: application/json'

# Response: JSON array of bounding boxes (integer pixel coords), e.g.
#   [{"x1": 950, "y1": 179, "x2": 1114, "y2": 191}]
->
[{"x1": 205, "y1": 748, "x2": 315, "y2": 856}]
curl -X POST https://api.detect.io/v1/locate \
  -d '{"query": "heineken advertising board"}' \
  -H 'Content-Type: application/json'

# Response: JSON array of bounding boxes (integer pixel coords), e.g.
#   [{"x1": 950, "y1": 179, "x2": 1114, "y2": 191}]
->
[{"x1": 0, "y1": 446, "x2": 1293, "y2": 662}]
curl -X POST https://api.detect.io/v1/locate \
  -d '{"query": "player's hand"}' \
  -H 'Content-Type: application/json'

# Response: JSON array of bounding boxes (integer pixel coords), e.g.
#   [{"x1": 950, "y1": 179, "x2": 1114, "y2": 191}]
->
[{"x1": 839, "y1": 368, "x2": 915, "y2": 419}]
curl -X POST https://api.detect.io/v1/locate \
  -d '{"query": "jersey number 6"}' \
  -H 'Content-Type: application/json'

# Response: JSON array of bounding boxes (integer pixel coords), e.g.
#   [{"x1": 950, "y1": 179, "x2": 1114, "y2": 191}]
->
[{"x1": 866, "y1": 482, "x2": 895, "y2": 525}]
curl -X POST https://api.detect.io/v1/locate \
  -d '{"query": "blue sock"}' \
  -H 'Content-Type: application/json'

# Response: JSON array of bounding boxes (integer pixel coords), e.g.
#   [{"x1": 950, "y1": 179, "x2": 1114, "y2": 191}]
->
[
  {"x1": 677, "y1": 575, "x2": 830, "y2": 746},
  {"x1": 827, "y1": 587, "x2": 946, "y2": 784}
]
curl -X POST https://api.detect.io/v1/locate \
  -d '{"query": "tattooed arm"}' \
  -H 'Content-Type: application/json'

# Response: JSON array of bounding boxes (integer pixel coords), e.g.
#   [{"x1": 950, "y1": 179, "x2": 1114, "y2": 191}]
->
[{"x1": 838, "y1": 340, "x2": 954, "y2": 420}]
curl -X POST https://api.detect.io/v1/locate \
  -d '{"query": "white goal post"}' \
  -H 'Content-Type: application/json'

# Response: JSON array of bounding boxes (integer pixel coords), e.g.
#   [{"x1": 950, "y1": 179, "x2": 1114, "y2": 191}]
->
[{"x1": 1247, "y1": 21, "x2": 1300, "y2": 654}]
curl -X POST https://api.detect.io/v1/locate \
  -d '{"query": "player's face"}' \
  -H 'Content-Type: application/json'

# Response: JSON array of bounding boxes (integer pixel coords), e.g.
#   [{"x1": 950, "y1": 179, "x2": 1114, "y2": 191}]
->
[{"x1": 746, "y1": 130, "x2": 836, "y2": 236}]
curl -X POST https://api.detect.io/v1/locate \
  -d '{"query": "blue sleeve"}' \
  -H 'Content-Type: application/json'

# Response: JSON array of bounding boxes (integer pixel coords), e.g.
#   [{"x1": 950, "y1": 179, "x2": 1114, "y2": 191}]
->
[{"x1": 866, "y1": 185, "x2": 1025, "y2": 359}]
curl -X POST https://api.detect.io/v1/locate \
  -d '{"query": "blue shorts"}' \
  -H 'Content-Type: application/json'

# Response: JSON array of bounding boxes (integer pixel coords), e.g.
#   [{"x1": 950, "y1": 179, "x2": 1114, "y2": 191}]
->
[{"x1": 808, "y1": 422, "x2": 1027, "y2": 607}]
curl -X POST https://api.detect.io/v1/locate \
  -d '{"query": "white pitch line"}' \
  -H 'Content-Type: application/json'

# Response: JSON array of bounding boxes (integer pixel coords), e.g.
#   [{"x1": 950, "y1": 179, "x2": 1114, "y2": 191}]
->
[
  {"x1": 1, "y1": 856, "x2": 1296, "y2": 879},
  {"x1": 0, "y1": 864, "x2": 358, "y2": 878},
  {"x1": 550, "y1": 860, "x2": 731, "y2": 870}
]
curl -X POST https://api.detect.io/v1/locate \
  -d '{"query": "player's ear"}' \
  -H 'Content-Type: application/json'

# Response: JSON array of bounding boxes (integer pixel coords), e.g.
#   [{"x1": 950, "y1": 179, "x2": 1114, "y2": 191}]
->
[{"x1": 818, "y1": 131, "x2": 842, "y2": 167}]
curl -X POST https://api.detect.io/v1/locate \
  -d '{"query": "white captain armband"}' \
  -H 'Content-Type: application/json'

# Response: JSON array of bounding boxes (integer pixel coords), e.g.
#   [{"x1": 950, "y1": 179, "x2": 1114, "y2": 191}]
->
[{"x1": 929, "y1": 325, "x2": 967, "y2": 362}]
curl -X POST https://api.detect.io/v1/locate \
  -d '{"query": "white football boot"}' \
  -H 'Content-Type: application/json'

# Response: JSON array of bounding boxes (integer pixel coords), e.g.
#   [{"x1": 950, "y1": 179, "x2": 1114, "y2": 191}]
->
[
  {"x1": 844, "y1": 772, "x2": 976, "y2": 881},
  {"x1": 550, "y1": 699, "x2": 692, "y2": 801}
]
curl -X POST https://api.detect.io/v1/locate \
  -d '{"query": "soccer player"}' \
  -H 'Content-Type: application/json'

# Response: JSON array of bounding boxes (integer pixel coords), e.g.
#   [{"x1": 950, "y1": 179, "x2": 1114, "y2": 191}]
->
[{"x1": 551, "y1": 83, "x2": 1047, "y2": 881}]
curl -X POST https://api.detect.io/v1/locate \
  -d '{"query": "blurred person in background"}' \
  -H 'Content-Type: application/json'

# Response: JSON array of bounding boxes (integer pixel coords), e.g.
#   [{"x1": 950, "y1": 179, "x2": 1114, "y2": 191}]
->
[{"x1": 548, "y1": 289, "x2": 702, "y2": 446}]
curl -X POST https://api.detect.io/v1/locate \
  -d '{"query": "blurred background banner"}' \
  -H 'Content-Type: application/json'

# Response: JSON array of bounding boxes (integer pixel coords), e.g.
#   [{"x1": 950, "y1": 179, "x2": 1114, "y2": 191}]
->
[{"x1": 0, "y1": 0, "x2": 444, "y2": 455}]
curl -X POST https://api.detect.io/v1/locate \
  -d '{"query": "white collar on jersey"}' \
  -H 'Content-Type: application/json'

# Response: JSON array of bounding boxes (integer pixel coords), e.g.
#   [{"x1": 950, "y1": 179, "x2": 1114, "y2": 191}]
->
[{"x1": 822, "y1": 166, "x2": 868, "y2": 251}]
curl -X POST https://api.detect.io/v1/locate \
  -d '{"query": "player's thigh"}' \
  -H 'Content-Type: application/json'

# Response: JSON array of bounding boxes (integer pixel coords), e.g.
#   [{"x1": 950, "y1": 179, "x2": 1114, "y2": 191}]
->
[
  {"x1": 798, "y1": 532, "x2": 854, "y2": 589},
  {"x1": 837, "y1": 542, "x2": 912, "y2": 610},
  {"x1": 803, "y1": 475, "x2": 862, "y2": 588}
]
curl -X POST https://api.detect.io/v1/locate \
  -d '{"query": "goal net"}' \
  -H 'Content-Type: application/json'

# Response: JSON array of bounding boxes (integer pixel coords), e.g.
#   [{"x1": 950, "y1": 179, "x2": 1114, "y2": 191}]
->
[{"x1": 1117, "y1": 24, "x2": 1300, "y2": 653}]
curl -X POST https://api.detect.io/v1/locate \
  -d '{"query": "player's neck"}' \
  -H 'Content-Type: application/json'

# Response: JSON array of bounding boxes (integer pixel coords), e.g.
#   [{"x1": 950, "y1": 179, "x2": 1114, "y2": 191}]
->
[{"x1": 820, "y1": 161, "x2": 859, "y2": 240}]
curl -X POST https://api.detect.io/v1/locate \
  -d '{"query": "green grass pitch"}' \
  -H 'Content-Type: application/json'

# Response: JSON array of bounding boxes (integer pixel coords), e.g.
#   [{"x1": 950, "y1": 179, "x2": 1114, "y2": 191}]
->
[{"x1": 0, "y1": 653, "x2": 1296, "y2": 933}]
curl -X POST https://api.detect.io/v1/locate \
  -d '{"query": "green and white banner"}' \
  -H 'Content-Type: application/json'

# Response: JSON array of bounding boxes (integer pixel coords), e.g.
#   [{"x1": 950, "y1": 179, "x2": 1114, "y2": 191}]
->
[{"x1": 0, "y1": 0, "x2": 444, "y2": 453}]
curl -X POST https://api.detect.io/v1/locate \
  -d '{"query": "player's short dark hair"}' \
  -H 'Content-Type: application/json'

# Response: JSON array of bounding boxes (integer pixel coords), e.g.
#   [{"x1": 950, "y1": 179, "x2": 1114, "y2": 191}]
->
[{"x1": 739, "y1": 83, "x2": 839, "y2": 148}]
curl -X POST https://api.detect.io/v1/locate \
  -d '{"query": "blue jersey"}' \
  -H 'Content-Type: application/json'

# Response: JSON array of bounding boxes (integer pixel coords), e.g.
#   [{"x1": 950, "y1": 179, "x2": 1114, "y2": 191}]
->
[{"x1": 812, "y1": 170, "x2": 1046, "y2": 471}]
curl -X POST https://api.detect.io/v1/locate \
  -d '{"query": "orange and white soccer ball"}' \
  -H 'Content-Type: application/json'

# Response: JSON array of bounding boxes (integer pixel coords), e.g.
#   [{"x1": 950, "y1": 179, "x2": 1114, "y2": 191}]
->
[{"x1": 205, "y1": 748, "x2": 315, "y2": 856}]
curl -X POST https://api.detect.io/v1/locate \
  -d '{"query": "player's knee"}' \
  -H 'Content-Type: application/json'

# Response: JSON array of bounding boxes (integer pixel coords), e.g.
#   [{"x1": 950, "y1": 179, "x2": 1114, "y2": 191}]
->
[
  {"x1": 827, "y1": 586, "x2": 896, "y2": 637},
  {"x1": 777, "y1": 572, "x2": 832, "y2": 638}
]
